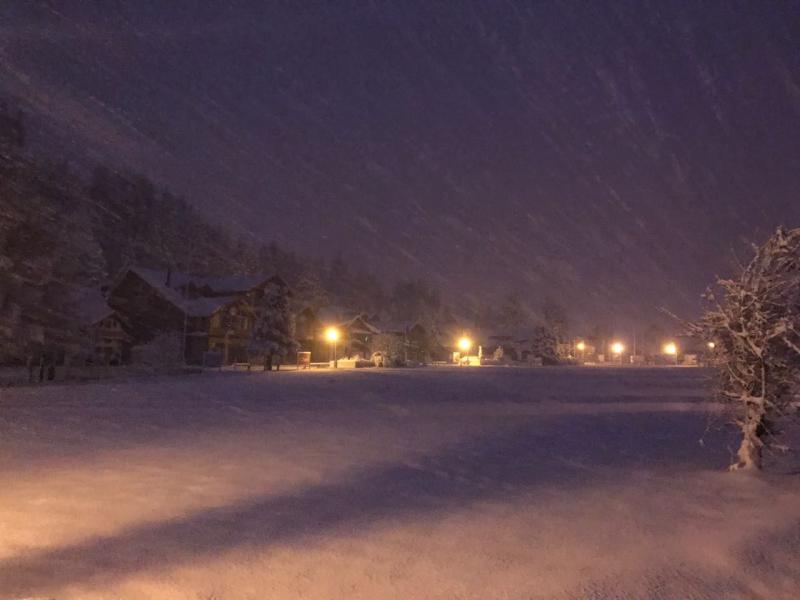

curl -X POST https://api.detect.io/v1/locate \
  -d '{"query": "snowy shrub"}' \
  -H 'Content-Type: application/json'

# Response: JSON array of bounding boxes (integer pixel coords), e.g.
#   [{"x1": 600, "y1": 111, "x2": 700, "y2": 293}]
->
[
  {"x1": 694, "y1": 227, "x2": 800, "y2": 470},
  {"x1": 371, "y1": 333, "x2": 407, "y2": 366},
  {"x1": 130, "y1": 332, "x2": 183, "y2": 369}
]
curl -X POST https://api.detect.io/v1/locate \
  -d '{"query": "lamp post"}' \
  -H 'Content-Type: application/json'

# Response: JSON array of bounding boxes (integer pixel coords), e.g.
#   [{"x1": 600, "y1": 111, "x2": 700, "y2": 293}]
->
[
  {"x1": 610, "y1": 341, "x2": 624, "y2": 364},
  {"x1": 662, "y1": 341, "x2": 678, "y2": 365},
  {"x1": 457, "y1": 336, "x2": 472, "y2": 365},
  {"x1": 325, "y1": 326, "x2": 340, "y2": 368},
  {"x1": 705, "y1": 341, "x2": 716, "y2": 367},
  {"x1": 576, "y1": 340, "x2": 586, "y2": 362}
]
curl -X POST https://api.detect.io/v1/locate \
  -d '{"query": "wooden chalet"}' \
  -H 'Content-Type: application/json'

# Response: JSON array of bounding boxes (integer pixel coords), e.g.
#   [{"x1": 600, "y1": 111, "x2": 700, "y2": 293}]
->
[
  {"x1": 76, "y1": 288, "x2": 133, "y2": 365},
  {"x1": 376, "y1": 320, "x2": 434, "y2": 362},
  {"x1": 108, "y1": 267, "x2": 289, "y2": 365},
  {"x1": 295, "y1": 306, "x2": 381, "y2": 362}
]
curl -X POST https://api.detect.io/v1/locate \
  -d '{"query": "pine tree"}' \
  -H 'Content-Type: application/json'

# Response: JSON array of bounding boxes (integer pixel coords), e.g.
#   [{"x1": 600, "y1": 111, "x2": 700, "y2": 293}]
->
[
  {"x1": 247, "y1": 281, "x2": 297, "y2": 370},
  {"x1": 542, "y1": 299, "x2": 569, "y2": 342},
  {"x1": 293, "y1": 268, "x2": 330, "y2": 310},
  {"x1": 530, "y1": 325, "x2": 558, "y2": 365},
  {"x1": 0, "y1": 101, "x2": 25, "y2": 162},
  {"x1": 498, "y1": 293, "x2": 530, "y2": 332},
  {"x1": 390, "y1": 279, "x2": 441, "y2": 325},
  {"x1": 0, "y1": 123, "x2": 104, "y2": 363}
]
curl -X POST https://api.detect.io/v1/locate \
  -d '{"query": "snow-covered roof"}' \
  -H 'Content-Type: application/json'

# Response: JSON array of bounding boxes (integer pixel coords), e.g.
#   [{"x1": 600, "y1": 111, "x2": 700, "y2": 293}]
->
[
  {"x1": 127, "y1": 268, "x2": 188, "y2": 309},
  {"x1": 310, "y1": 306, "x2": 381, "y2": 334},
  {"x1": 119, "y1": 268, "x2": 251, "y2": 317},
  {"x1": 377, "y1": 321, "x2": 408, "y2": 334},
  {"x1": 131, "y1": 267, "x2": 271, "y2": 296},
  {"x1": 347, "y1": 322, "x2": 381, "y2": 336},
  {"x1": 184, "y1": 273, "x2": 266, "y2": 294},
  {"x1": 342, "y1": 315, "x2": 381, "y2": 335},
  {"x1": 315, "y1": 305, "x2": 365, "y2": 325},
  {"x1": 183, "y1": 295, "x2": 240, "y2": 317},
  {"x1": 129, "y1": 267, "x2": 279, "y2": 296},
  {"x1": 377, "y1": 320, "x2": 428, "y2": 334}
]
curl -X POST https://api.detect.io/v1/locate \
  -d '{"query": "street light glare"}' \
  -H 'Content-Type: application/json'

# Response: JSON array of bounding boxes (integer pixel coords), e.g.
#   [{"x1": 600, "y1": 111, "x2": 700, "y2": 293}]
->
[
  {"x1": 707, "y1": 341, "x2": 716, "y2": 349},
  {"x1": 663, "y1": 342, "x2": 678, "y2": 355},
  {"x1": 325, "y1": 327, "x2": 340, "y2": 342},
  {"x1": 576, "y1": 341, "x2": 586, "y2": 352},
  {"x1": 611, "y1": 342, "x2": 624, "y2": 355},
  {"x1": 457, "y1": 337, "x2": 472, "y2": 352}
]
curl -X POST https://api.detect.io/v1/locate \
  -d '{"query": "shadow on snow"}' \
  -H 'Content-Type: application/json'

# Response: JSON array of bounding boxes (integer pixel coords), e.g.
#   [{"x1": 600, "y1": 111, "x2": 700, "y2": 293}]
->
[{"x1": 0, "y1": 407, "x2": 738, "y2": 595}]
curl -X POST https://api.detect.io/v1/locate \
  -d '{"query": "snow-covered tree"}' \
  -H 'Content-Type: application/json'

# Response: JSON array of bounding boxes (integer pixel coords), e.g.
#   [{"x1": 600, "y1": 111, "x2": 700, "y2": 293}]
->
[
  {"x1": 247, "y1": 281, "x2": 297, "y2": 370},
  {"x1": 0, "y1": 101, "x2": 25, "y2": 160},
  {"x1": 293, "y1": 268, "x2": 329, "y2": 311},
  {"x1": 542, "y1": 299, "x2": 569, "y2": 342},
  {"x1": 693, "y1": 227, "x2": 800, "y2": 470},
  {"x1": 388, "y1": 279, "x2": 443, "y2": 330},
  {"x1": 530, "y1": 325, "x2": 558, "y2": 365},
  {"x1": 497, "y1": 293, "x2": 530, "y2": 332},
  {"x1": 1, "y1": 143, "x2": 104, "y2": 363}
]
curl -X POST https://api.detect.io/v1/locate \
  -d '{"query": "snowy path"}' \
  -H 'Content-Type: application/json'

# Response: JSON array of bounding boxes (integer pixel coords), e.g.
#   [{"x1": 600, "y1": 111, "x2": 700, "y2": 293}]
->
[{"x1": 0, "y1": 367, "x2": 798, "y2": 599}]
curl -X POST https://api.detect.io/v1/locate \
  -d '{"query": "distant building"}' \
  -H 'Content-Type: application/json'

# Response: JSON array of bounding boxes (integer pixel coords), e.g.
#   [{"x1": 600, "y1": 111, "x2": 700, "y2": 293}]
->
[
  {"x1": 481, "y1": 332, "x2": 536, "y2": 362},
  {"x1": 376, "y1": 321, "x2": 432, "y2": 363},
  {"x1": 296, "y1": 306, "x2": 381, "y2": 361},
  {"x1": 294, "y1": 306, "x2": 325, "y2": 361},
  {"x1": 69, "y1": 286, "x2": 134, "y2": 365},
  {"x1": 107, "y1": 267, "x2": 290, "y2": 365},
  {"x1": 77, "y1": 289, "x2": 133, "y2": 365},
  {"x1": 335, "y1": 313, "x2": 381, "y2": 358}
]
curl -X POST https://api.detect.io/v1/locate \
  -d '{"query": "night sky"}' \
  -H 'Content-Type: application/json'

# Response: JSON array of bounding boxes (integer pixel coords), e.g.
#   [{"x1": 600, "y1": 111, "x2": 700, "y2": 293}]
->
[{"x1": 2, "y1": 1, "x2": 799, "y2": 327}]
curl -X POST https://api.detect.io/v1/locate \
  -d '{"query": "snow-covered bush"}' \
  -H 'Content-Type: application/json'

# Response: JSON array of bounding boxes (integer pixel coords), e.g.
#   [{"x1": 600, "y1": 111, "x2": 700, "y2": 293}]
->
[
  {"x1": 370, "y1": 333, "x2": 407, "y2": 366},
  {"x1": 130, "y1": 332, "x2": 183, "y2": 369},
  {"x1": 694, "y1": 227, "x2": 800, "y2": 470}
]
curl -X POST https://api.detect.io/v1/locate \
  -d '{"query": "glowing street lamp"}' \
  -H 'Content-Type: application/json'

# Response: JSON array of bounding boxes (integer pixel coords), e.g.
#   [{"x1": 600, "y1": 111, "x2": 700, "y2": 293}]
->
[
  {"x1": 707, "y1": 341, "x2": 716, "y2": 350},
  {"x1": 662, "y1": 341, "x2": 678, "y2": 364},
  {"x1": 609, "y1": 341, "x2": 625, "y2": 365},
  {"x1": 325, "y1": 326, "x2": 340, "y2": 368},
  {"x1": 575, "y1": 340, "x2": 587, "y2": 363},
  {"x1": 455, "y1": 336, "x2": 473, "y2": 365}
]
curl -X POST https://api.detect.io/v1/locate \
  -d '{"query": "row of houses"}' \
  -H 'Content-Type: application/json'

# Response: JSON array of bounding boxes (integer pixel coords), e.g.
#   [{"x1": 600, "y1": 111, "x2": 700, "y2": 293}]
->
[
  {"x1": 82, "y1": 267, "x2": 450, "y2": 366},
  {"x1": 83, "y1": 267, "x2": 699, "y2": 370}
]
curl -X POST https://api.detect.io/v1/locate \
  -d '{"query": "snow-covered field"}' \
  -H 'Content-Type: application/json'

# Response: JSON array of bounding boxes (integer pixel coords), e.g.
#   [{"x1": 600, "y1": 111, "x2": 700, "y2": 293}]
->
[{"x1": 0, "y1": 367, "x2": 798, "y2": 599}]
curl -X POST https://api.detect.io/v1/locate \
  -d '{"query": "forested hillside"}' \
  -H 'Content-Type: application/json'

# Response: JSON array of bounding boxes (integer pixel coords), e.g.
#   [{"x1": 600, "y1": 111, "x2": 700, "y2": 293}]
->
[
  {"x1": 0, "y1": 99, "x2": 657, "y2": 366},
  {"x1": 0, "y1": 104, "x2": 392, "y2": 363}
]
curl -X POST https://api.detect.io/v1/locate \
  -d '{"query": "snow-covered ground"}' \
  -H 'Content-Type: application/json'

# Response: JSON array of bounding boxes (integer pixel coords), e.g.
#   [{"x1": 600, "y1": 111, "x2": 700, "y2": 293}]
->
[{"x1": 0, "y1": 367, "x2": 798, "y2": 599}]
